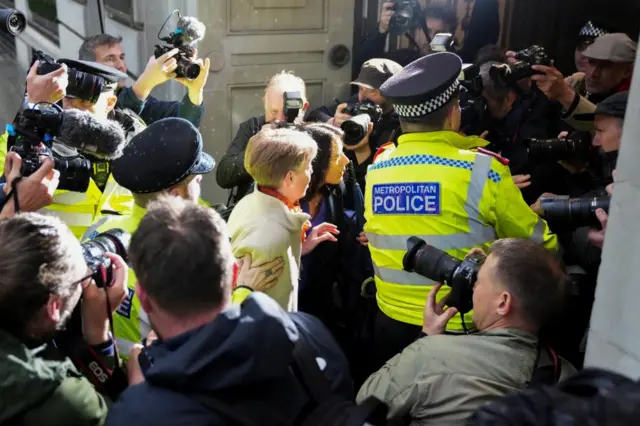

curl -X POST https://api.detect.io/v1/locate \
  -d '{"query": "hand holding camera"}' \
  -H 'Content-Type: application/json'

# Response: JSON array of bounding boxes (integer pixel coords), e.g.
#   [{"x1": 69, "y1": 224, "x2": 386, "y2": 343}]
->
[
  {"x1": 530, "y1": 65, "x2": 576, "y2": 107},
  {"x1": 332, "y1": 103, "x2": 353, "y2": 128},
  {"x1": 378, "y1": 2, "x2": 396, "y2": 34},
  {"x1": 1, "y1": 152, "x2": 58, "y2": 217},
  {"x1": 26, "y1": 60, "x2": 68, "y2": 104},
  {"x1": 132, "y1": 48, "x2": 180, "y2": 101},
  {"x1": 81, "y1": 251, "x2": 129, "y2": 346}
]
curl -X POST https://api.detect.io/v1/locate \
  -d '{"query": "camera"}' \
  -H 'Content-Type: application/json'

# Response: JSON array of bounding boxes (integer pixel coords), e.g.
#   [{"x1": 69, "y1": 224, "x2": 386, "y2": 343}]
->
[
  {"x1": 6, "y1": 103, "x2": 92, "y2": 192},
  {"x1": 458, "y1": 64, "x2": 489, "y2": 136},
  {"x1": 341, "y1": 101, "x2": 383, "y2": 145},
  {"x1": 489, "y1": 45, "x2": 552, "y2": 86},
  {"x1": 284, "y1": 91, "x2": 304, "y2": 124},
  {"x1": 525, "y1": 134, "x2": 591, "y2": 163},
  {"x1": 154, "y1": 10, "x2": 206, "y2": 80},
  {"x1": 1, "y1": 8, "x2": 26, "y2": 35},
  {"x1": 82, "y1": 229, "x2": 130, "y2": 288},
  {"x1": 33, "y1": 51, "x2": 109, "y2": 104},
  {"x1": 540, "y1": 196, "x2": 610, "y2": 229},
  {"x1": 430, "y1": 33, "x2": 455, "y2": 52},
  {"x1": 389, "y1": 0, "x2": 424, "y2": 36},
  {"x1": 403, "y1": 237, "x2": 484, "y2": 314}
]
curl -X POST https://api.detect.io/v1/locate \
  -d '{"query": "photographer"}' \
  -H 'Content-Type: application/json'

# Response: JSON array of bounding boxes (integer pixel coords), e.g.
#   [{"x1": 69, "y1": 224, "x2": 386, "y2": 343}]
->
[
  {"x1": 105, "y1": 196, "x2": 353, "y2": 426},
  {"x1": 0, "y1": 213, "x2": 128, "y2": 425},
  {"x1": 478, "y1": 61, "x2": 571, "y2": 204},
  {"x1": 532, "y1": 33, "x2": 636, "y2": 132},
  {"x1": 357, "y1": 239, "x2": 575, "y2": 425},
  {"x1": 216, "y1": 71, "x2": 309, "y2": 204},
  {"x1": 79, "y1": 34, "x2": 209, "y2": 128},
  {"x1": 310, "y1": 58, "x2": 402, "y2": 191},
  {"x1": 356, "y1": 2, "x2": 457, "y2": 71}
]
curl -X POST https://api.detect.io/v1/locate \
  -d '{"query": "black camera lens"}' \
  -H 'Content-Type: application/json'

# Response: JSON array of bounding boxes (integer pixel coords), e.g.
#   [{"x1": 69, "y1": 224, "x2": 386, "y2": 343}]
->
[
  {"x1": 82, "y1": 229, "x2": 130, "y2": 264},
  {"x1": 180, "y1": 61, "x2": 201, "y2": 80},
  {"x1": 341, "y1": 114, "x2": 371, "y2": 146},
  {"x1": 67, "y1": 71, "x2": 103, "y2": 104},
  {"x1": 54, "y1": 155, "x2": 92, "y2": 192},
  {"x1": 541, "y1": 196, "x2": 610, "y2": 229},
  {"x1": 1, "y1": 8, "x2": 26, "y2": 35},
  {"x1": 403, "y1": 237, "x2": 461, "y2": 284},
  {"x1": 526, "y1": 137, "x2": 588, "y2": 163}
]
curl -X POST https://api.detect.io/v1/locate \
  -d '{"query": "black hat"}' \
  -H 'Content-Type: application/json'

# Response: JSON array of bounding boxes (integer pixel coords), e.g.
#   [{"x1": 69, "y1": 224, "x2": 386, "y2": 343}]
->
[
  {"x1": 380, "y1": 52, "x2": 462, "y2": 119},
  {"x1": 351, "y1": 59, "x2": 403, "y2": 90},
  {"x1": 574, "y1": 91, "x2": 629, "y2": 121},
  {"x1": 59, "y1": 58, "x2": 126, "y2": 87},
  {"x1": 112, "y1": 118, "x2": 215, "y2": 193}
]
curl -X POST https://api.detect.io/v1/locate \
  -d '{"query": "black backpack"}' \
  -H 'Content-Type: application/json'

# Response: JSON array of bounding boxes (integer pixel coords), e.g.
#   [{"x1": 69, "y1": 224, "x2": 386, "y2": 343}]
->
[{"x1": 190, "y1": 342, "x2": 400, "y2": 426}]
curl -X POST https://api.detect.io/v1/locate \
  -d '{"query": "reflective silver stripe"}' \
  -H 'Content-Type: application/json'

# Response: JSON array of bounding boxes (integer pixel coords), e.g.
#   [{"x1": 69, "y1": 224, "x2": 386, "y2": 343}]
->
[
  {"x1": 81, "y1": 216, "x2": 111, "y2": 242},
  {"x1": 529, "y1": 216, "x2": 547, "y2": 245},
  {"x1": 52, "y1": 191, "x2": 90, "y2": 204},
  {"x1": 374, "y1": 264, "x2": 436, "y2": 286},
  {"x1": 366, "y1": 152, "x2": 497, "y2": 254},
  {"x1": 115, "y1": 337, "x2": 135, "y2": 358}
]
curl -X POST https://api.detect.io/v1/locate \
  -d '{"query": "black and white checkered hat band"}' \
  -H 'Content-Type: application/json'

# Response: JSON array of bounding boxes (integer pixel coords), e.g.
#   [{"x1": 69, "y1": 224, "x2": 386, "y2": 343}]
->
[
  {"x1": 580, "y1": 21, "x2": 608, "y2": 38},
  {"x1": 394, "y1": 80, "x2": 460, "y2": 118}
]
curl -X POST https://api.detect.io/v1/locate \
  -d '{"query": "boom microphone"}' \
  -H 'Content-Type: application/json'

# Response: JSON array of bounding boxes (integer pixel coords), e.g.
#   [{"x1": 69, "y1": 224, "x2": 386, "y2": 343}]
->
[
  {"x1": 176, "y1": 15, "x2": 206, "y2": 45},
  {"x1": 58, "y1": 109, "x2": 127, "y2": 160}
]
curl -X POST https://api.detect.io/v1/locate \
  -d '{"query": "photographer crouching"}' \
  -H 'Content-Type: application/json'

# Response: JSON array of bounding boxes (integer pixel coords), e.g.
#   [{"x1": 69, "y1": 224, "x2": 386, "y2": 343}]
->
[
  {"x1": 357, "y1": 238, "x2": 576, "y2": 425},
  {"x1": 0, "y1": 213, "x2": 128, "y2": 424}
]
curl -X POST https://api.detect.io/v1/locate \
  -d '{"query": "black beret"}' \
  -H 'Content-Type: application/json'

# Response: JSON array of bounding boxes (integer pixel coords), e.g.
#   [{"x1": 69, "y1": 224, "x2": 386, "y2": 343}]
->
[
  {"x1": 380, "y1": 52, "x2": 462, "y2": 119},
  {"x1": 58, "y1": 58, "x2": 127, "y2": 86},
  {"x1": 112, "y1": 118, "x2": 215, "y2": 193}
]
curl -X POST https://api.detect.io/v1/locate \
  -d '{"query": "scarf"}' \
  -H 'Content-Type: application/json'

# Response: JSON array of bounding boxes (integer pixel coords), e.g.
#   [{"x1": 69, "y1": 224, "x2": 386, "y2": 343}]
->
[{"x1": 258, "y1": 186, "x2": 312, "y2": 242}]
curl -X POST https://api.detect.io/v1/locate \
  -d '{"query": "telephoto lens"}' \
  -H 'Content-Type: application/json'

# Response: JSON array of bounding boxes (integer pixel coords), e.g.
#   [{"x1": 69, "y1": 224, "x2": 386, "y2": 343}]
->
[
  {"x1": 403, "y1": 237, "x2": 482, "y2": 314},
  {"x1": 81, "y1": 229, "x2": 131, "y2": 288},
  {"x1": 526, "y1": 137, "x2": 589, "y2": 163},
  {"x1": 0, "y1": 8, "x2": 26, "y2": 35},
  {"x1": 540, "y1": 196, "x2": 610, "y2": 229}
]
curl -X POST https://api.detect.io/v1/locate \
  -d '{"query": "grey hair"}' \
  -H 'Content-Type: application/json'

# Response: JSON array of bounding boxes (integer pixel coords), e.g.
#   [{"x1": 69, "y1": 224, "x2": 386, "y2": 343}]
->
[
  {"x1": 479, "y1": 61, "x2": 511, "y2": 102},
  {"x1": 78, "y1": 34, "x2": 123, "y2": 61}
]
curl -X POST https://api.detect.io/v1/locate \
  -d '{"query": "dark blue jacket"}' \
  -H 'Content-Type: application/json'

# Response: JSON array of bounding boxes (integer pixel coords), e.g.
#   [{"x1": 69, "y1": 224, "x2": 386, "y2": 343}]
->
[
  {"x1": 105, "y1": 293, "x2": 353, "y2": 426},
  {"x1": 117, "y1": 87, "x2": 204, "y2": 128}
]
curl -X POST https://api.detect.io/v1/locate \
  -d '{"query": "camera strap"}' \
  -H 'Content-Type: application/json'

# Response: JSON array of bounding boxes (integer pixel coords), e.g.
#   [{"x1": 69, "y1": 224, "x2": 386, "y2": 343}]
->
[{"x1": 3, "y1": 176, "x2": 23, "y2": 214}]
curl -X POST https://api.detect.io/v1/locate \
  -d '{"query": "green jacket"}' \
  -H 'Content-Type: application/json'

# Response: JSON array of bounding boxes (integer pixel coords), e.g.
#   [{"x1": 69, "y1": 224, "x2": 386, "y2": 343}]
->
[{"x1": 0, "y1": 329, "x2": 108, "y2": 425}]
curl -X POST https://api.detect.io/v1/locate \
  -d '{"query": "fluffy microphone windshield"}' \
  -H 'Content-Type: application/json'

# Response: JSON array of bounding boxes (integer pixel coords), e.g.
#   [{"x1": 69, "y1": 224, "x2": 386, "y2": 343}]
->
[
  {"x1": 176, "y1": 15, "x2": 206, "y2": 44},
  {"x1": 58, "y1": 109, "x2": 127, "y2": 160}
]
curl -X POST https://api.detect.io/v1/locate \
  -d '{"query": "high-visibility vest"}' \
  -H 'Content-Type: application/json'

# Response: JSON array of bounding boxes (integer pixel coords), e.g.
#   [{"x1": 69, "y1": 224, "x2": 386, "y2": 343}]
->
[{"x1": 364, "y1": 131, "x2": 558, "y2": 331}]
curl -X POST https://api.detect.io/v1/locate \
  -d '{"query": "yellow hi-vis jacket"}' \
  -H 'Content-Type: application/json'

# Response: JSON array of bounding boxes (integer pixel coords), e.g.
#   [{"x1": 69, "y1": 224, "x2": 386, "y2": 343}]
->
[{"x1": 364, "y1": 131, "x2": 558, "y2": 331}]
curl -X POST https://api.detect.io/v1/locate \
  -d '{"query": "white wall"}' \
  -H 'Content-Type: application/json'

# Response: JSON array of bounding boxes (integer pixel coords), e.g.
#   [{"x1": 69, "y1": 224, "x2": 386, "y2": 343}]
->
[{"x1": 584, "y1": 35, "x2": 640, "y2": 377}]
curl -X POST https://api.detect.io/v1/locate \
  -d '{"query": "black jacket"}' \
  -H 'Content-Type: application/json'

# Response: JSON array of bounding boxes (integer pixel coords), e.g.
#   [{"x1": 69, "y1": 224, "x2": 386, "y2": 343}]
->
[
  {"x1": 215, "y1": 115, "x2": 266, "y2": 204},
  {"x1": 106, "y1": 294, "x2": 353, "y2": 426}
]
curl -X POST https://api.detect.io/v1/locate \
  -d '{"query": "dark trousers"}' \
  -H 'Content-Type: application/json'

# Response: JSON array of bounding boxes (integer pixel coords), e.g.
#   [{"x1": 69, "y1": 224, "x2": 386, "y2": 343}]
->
[{"x1": 372, "y1": 309, "x2": 422, "y2": 372}]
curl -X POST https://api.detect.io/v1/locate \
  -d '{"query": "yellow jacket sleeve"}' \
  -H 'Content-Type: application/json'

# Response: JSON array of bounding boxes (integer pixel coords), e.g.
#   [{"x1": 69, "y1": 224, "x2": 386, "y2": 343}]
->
[
  {"x1": 492, "y1": 165, "x2": 558, "y2": 252},
  {"x1": 0, "y1": 131, "x2": 8, "y2": 176}
]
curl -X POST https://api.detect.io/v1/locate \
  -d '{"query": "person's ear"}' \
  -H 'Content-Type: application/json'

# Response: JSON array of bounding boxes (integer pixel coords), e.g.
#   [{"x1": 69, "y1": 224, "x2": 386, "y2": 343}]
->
[
  {"x1": 46, "y1": 294, "x2": 63, "y2": 324},
  {"x1": 106, "y1": 93, "x2": 118, "y2": 113},
  {"x1": 136, "y1": 281, "x2": 153, "y2": 314},
  {"x1": 496, "y1": 291, "x2": 512, "y2": 317},
  {"x1": 303, "y1": 100, "x2": 310, "y2": 112}
]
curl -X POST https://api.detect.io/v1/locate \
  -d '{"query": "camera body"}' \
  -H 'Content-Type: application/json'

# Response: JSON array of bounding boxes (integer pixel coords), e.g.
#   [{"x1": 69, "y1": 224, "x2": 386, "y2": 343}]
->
[
  {"x1": 489, "y1": 45, "x2": 552, "y2": 86},
  {"x1": 540, "y1": 195, "x2": 610, "y2": 229},
  {"x1": 33, "y1": 51, "x2": 107, "y2": 104},
  {"x1": 389, "y1": 0, "x2": 423, "y2": 36},
  {"x1": 458, "y1": 64, "x2": 489, "y2": 136},
  {"x1": 82, "y1": 229, "x2": 130, "y2": 288},
  {"x1": 341, "y1": 101, "x2": 383, "y2": 146},
  {"x1": 403, "y1": 237, "x2": 484, "y2": 315},
  {"x1": 154, "y1": 43, "x2": 199, "y2": 81},
  {"x1": 7, "y1": 103, "x2": 92, "y2": 192}
]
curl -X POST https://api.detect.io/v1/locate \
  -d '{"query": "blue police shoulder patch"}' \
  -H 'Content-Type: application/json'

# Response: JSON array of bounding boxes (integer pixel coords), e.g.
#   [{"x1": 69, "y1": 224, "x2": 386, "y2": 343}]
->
[
  {"x1": 372, "y1": 182, "x2": 441, "y2": 215},
  {"x1": 116, "y1": 289, "x2": 135, "y2": 319}
]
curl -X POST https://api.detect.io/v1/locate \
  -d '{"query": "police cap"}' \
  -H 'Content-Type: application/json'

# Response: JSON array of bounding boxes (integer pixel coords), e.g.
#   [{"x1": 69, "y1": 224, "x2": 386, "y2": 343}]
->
[
  {"x1": 58, "y1": 58, "x2": 127, "y2": 89},
  {"x1": 112, "y1": 118, "x2": 215, "y2": 194},
  {"x1": 380, "y1": 52, "x2": 462, "y2": 119}
]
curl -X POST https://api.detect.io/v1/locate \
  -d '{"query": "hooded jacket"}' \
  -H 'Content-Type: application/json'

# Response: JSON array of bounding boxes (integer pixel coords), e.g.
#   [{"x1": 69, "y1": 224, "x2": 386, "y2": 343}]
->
[
  {"x1": 0, "y1": 328, "x2": 108, "y2": 426},
  {"x1": 105, "y1": 293, "x2": 353, "y2": 426}
]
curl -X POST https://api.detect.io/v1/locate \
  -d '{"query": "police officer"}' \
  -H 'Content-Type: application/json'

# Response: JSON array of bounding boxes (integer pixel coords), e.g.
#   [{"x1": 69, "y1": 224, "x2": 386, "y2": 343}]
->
[
  {"x1": 82, "y1": 117, "x2": 215, "y2": 357},
  {"x1": 0, "y1": 59, "x2": 143, "y2": 238},
  {"x1": 364, "y1": 52, "x2": 558, "y2": 369}
]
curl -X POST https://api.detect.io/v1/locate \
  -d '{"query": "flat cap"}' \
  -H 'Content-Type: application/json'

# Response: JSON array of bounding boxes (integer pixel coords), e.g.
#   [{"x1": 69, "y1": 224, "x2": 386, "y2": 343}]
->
[
  {"x1": 351, "y1": 58, "x2": 403, "y2": 90},
  {"x1": 583, "y1": 33, "x2": 637, "y2": 63},
  {"x1": 574, "y1": 91, "x2": 629, "y2": 121},
  {"x1": 112, "y1": 118, "x2": 215, "y2": 193},
  {"x1": 380, "y1": 52, "x2": 462, "y2": 119}
]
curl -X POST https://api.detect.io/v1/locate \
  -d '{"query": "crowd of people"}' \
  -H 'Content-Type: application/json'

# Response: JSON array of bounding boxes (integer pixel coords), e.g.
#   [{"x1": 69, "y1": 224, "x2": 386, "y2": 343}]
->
[{"x1": 0, "y1": 2, "x2": 638, "y2": 425}]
